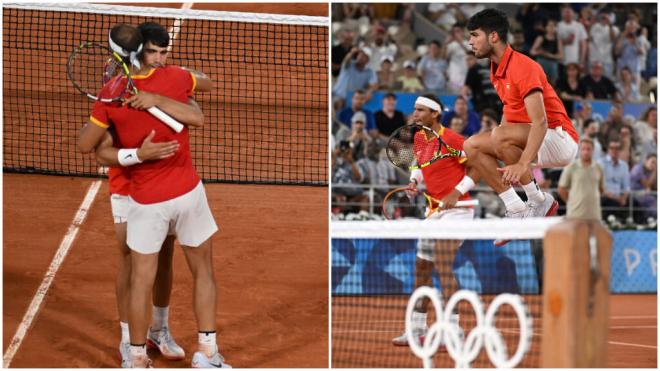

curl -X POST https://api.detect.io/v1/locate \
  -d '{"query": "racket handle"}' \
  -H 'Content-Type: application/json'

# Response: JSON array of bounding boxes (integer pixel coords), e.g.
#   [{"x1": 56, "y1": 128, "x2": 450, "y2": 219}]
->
[{"x1": 147, "y1": 106, "x2": 184, "y2": 133}]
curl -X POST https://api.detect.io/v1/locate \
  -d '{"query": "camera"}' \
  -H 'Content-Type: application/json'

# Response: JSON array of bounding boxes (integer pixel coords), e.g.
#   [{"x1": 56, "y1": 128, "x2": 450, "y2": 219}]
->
[{"x1": 339, "y1": 140, "x2": 351, "y2": 153}]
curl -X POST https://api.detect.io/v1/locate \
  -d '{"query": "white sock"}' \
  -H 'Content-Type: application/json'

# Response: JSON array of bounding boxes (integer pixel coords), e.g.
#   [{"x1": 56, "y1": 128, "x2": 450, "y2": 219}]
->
[
  {"x1": 130, "y1": 344, "x2": 146, "y2": 358},
  {"x1": 151, "y1": 305, "x2": 169, "y2": 332},
  {"x1": 120, "y1": 321, "x2": 130, "y2": 344},
  {"x1": 198, "y1": 331, "x2": 217, "y2": 357},
  {"x1": 411, "y1": 311, "x2": 428, "y2": 330},
  {"x1": 522, "y1": 181, "x2": 545, "y2": 204},
  {"x1": 498, "y1": 187, "x2": 526, "y2": 213}
]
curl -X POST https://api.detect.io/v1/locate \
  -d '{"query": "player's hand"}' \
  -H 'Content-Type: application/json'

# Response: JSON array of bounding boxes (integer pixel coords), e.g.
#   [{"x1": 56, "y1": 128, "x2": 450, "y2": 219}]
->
[
  {"x1": 497, "y1": 162, "x2": 529, "y2": 185},
  {"x1": 439, "y1": 189, "x2": 461, "y2": 210},
  {"x1": 136, "y1": 130, "x2": 180, "y2": 161},
  {"x1": 405, "y1": 182, "x2": 419, "y2": 199},
  {"x1": 124, "y1": 91, "x2": 161, "y2": 110}
]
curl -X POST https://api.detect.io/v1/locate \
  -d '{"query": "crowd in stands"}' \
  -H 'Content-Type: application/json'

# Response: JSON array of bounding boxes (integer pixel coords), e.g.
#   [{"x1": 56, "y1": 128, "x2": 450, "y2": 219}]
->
[{"x1": 330, "y1": 3, "x2": 657, "y2": 226}]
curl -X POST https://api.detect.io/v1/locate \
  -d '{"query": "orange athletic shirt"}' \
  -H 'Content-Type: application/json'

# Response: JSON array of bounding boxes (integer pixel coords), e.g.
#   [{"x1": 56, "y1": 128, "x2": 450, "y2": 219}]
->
[
  {"x1": 108, "y1": 166, "x2": 130, "y2": 196},
  {"x1": 490, "y1": 45, "x2": 578, "y2": 143},
  {"x1": 415, "y1": 126, "x2": 472, "y2": 205}
]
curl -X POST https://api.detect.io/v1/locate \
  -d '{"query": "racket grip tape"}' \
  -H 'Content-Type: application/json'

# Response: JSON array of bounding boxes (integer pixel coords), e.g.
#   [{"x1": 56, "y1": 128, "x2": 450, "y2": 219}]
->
[{"x1": 147, "y1": 106, "x2": 184, "y2": 133}]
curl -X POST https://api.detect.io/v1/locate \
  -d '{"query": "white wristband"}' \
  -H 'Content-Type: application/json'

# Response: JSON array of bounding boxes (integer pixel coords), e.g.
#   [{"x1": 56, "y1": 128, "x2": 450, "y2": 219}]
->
[
  {"x1": 117, "y1": 148, "x2": 142, "y2": 167},
  {"x1": 455, "y1": 175, "x2": 475, "y2": 195},
  {"x1": 410, "y1": 169, "x2": 424, "y2": 185}
]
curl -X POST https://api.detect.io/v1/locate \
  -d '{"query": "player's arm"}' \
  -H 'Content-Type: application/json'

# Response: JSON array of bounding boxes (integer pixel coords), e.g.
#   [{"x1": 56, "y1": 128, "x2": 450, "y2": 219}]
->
[
  {"x1": 182, "y1": 67, "x2": 213, "y2": 93},
  {"x1": 440, "y1": 166, "x2": 479, "y2": 209},
  {"x1": 125, "y1": 95, "x2": 205, "y2": 128},
  {"x1": 79, "y1": 120, "x2": 109, "y2": 154},
  {"x1": 95, "y1": 130, "x2": 180, "y2": 166}
]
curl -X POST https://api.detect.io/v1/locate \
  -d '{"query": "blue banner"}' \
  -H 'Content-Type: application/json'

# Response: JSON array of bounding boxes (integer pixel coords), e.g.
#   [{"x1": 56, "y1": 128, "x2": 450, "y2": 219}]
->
[{"x1": 609, "y1": 231, "x2": 657, "y2": 293}]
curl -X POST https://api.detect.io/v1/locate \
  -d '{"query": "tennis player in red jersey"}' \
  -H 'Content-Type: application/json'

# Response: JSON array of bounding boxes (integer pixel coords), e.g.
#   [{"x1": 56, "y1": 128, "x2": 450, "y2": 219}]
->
[
  {"x1": 91, "y1": 22, "x2": 215, "y2": 367},
  {"x1": 392, "y1": 94, "x2": 479, "y2": 347},
  {"x1": 79, "y1": 24, "x2": 229, "y2": 368},
  {"x1": 463, "y1": 9, "x2": 578, "y2": 245}
]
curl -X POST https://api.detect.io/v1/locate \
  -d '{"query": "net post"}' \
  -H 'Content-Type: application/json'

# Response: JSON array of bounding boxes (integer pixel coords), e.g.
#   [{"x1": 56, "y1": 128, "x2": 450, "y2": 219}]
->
[{"x1": 540, "y1": 219, "x2": 612, "y2": 367}]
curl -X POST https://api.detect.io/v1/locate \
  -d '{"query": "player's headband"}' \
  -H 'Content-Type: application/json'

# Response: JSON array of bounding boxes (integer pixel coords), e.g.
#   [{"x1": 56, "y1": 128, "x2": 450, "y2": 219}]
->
[
  {"x1": 415, "y1": 97, "x2": 442, "y2": 112},
  {"x1": 108, "y1": 31, "x2": 143, "y2": 70}
]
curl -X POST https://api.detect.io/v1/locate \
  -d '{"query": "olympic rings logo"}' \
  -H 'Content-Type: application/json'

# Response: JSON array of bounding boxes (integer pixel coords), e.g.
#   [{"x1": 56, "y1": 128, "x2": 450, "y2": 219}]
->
[{"x1": 405, "y1": 287, "x2": 533, "y2": 368}]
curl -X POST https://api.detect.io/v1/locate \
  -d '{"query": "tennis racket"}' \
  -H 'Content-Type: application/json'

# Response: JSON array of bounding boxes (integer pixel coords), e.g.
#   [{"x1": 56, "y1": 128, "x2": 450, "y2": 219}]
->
[
  {"x1": 381, "y1": 186, "x2": 479, "y2": 220},
  {"x1": 67, "y1": 42, "x2": 184, "y2": 133},
  {"x1": 386, "y1": 123, "x2": 464, "y2": 171}
]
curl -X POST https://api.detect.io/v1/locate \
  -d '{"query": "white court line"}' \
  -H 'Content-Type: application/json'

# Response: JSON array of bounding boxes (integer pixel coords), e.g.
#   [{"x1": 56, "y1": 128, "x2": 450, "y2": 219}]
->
[
  {"x1": 608, "y1": 341, "x2": 657, "y2": 349},
  {"x1": 611, "y1": 315, "x2": 657, "y2": 319},
  {"x1": 167, "y1": 3, "x2": 194, "y2": 52},
  {"x1": 3, "y1": 180, "x2": 102, "y2": 368}
]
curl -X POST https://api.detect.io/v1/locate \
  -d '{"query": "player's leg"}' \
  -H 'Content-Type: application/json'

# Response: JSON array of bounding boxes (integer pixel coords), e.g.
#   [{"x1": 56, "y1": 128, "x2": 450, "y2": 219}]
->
[
  {"x1": 392, "y1": 240, "x2": 434, "y2": 346},
  {"x1": 110, "y1": 195, "x2": 132, "y2": 367},
  {"x1": 147, "y1": 235, "x2": 186, "y2": 360},
  {"x1": 173, "y1": 182, "x2": 229, "y2": 368},
  {"x1": 126, "y1": 199, "x2": 170, "y2": 368}
]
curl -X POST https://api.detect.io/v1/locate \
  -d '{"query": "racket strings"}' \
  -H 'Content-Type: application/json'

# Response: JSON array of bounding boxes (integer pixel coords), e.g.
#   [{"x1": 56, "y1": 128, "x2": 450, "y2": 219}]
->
[{"x1": 68, "y1": 43, "x2": 130, "y2": 101}]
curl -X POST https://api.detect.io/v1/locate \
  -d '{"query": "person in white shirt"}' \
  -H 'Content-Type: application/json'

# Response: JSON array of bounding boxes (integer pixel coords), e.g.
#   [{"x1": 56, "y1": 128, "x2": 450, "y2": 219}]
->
[
  {"x1": 557, "y1": 5, "x2": 588, "y2": 69},
  {"x1": 444, "y1": 24, "x2": 470, "y2": 94},
  {"x1": 588, "y1": 10, "x2": 619, "y2": 79}
]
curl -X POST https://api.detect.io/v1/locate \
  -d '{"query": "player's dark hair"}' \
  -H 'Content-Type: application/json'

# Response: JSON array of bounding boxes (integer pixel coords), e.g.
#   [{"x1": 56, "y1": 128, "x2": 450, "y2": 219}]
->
[
  {"x1": 138, "y1": 22, "x2": 170, "y2": 47},
  {"x1": 110, "y1": 24, "x2": 143, "y2": 52},
  {"x1": 467, "y1": 8, "x2": 509, "y2": 43},
  {"x1": 421, "y1": 93, "x2": 444, "y2": 122}
]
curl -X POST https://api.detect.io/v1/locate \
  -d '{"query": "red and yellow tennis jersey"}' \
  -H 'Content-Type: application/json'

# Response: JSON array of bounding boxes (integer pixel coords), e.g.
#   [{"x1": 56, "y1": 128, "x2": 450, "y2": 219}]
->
[
  {"x1": 108, "y1": 166, "x2": 130, "y2": 196},
  {"x1": 490, "y1": 45, "x2": 578, "y2": 143},
  {"x1": 90, "y1": 66, "x2": 199, "y2": 204},
  {"x1": 415, "y1": 126, "x2": 472, "y2": 205}
]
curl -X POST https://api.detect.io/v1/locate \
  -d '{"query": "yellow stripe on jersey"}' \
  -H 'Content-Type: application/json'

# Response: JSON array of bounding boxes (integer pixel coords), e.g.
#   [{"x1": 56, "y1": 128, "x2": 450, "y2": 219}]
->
[
  {"x1": 89, "y1": 116, "x2": 109, "y2": 128},
  {"x1": 458, "y1": 157, "x2": 468, "y2": 164},
  {"x1": 190, "y1": 72, "x2": 197, "y2": 92}
]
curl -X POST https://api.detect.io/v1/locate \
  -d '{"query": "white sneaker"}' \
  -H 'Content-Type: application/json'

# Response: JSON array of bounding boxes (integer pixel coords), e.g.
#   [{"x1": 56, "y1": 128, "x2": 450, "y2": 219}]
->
[
  {"x1": 528, "y1": 192, "x2": 559, "y2": 218},
  {"x1": 119, "y1": 342, "x2": 131, "y2": 368},
  {"x1": 128, "y1": 354, "x2": 153, "y2": 368},
  {"x1": 391, "y1": 328, "x2": 426, "y2": 346},
  {"x1": 147, "y1": 326, "x2": 185, "y2": 360},
  {"x1": 191, "y1": 351, "x2": 232, "y2": 368},
  {"x1": 494, "y1": 206, "x2": 533, "y2": 247}
]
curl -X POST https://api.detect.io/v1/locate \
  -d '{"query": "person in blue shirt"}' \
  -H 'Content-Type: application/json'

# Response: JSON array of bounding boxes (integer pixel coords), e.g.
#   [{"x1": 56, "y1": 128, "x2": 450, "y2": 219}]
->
[
  {"x1": 598, "y1": 138, "x2": 633, "y2": 221},
  {"x1": 337, "y1": 89, "x2": 378, "y2": 136},
  {"x1": 333, "y1": 47, "x2": 378, "y2": 102},
  {"x1": 441, "y1": 95, "x2": 481, "y2": 136}
]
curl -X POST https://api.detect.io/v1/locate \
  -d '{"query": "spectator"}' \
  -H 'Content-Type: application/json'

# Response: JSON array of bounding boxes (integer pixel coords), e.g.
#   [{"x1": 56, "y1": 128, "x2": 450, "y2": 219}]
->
[
  {"x1": 338, "y1": 90, "x2": 378, "y2": 135},
  {"x1": 581, "y1": 62, "x2": 618, "y2": 100},
  {"x1": 397, "y1": 60, "x2": 424, "y2": 93},
  {"x1": 530, "y1": 18, "x2": 564, "y2": 85},
  {"x1": 479, "y1": 108, "x2": 499, "y2": 133},
  {"x1": 365, "y1": 23, "x2": 398, "y2": 72},
  {"x1": 579, "y1": 5, "x2": 596, "y2": 34},
  {"x1": 599, "y1": 102, "x2": 625, "y2": 147},
  {"x1": 516, "y1": 4, "x2": 550, "y2": 52},
  {"x1": 615, "y1": 19, "x2": 646, "y2": 85},
  {"x1": 589, "y1": 10, "x2": 619, "y2": 79},
  {"x1": 427, "y1": 3, "x2": 466, "y2": 33},
  {"x1": 377, "y1": 55, "x2": 396, "y2": 90},
  {"x1": 356, "y1": 139, "x2": 396, "y2": 202},
  {"x1": 630, "y1": 154, "x2": 657, "y2": 221},
  {"x1": 449, "y1": 116, "x2": 467, "y2": 137},
  {"x1": 556, "y1": 62, "x2": 586, "y2": 115},
  {"x1": 441, "y1": 95, "x2": 481, "y2": 137},
  {"x1": 615, "y1": 67, "x2": 641, "y2": 102},
  {"x1": 511, "y1": 29, "x2": 529, "y2": 56},
  {"x1": 418, "y1": 40, "x2": 448, "y2": 95},
  {"x1": 571, "y1": 101, "x2": 592, "y2": 137},
  {"x1": 557, "y1": 5, "x2": 588, "y2": 70},
  {"x1": 374, "y1": 92, "x2": 406, "y2": 137},
  {"x1": 638, "y1": 127, "x2": 657, "y2": 164},
  {"x1": 331, "y1": 30, "x2": 355, "y2": 77},
  {"x1": 619, "y1": 124, "x2": 636, "y2": 167},
  {"x1": 333, "y1": 48, "x2": 378, "y2": 102},
  {"x1": 463, "y1": 52, "x2": 501, "y2": 113},
  {"x1": 341, "y1": 3, "x2": 374, "y2": 20},
  {"x1": 444, "y1": 24, "x2": 471, "y2": 94},
  {"x1": 557, "y1": 138, "x2": 605, "y2": 220},
  {"x1": 632, "y1": 107, "x2": 657, "y2": 158},
  {"x1": 599, "y1": 139, "x2": 632, "y2": 221},
  {"x1": 582, "y1": 118, "x2": 604, "y2": 163},
  {"x1": 643, "y1": 32, "x2": 657, "y2": 81},
  {"x1": 332, "y1": 142, "x2": 368, "y2": 213},
  {"x1": 345, "y1": 111, "x2": 372, "y2": 161},
  {"x1": 638, "y1": 26, "x2": 652, "y2": 82}
]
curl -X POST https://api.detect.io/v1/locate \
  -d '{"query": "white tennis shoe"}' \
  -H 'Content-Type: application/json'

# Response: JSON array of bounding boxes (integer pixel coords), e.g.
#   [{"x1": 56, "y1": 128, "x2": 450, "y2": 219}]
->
[
  {"x1": 119, "y1": 342, "x2": 131, "y2": 368},
  {"x1": 147, "y1": 326, "x2": 185, "y2": 360},
  {"x1": 191, "y1": 350, "x2": 232, "y2": 368},
  {"x1": 528, "y1": 192, "x2": 559, "y2": 218},
  {"x1": 392, "y1": 327, "x2": 427, "y2": 346},
  {"x1": 494, "y1": 206, "x2": 534, "y2": 247}
]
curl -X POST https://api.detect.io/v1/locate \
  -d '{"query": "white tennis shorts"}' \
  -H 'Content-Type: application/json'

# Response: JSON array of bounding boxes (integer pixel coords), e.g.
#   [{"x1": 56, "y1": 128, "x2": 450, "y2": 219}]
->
[
  {"x1": 536, "y1": 127, "x2": 578, "y2": 168},
  {"x1": 127, "y1": 181, "x2": 218, "y2": 254},
  {"x1": 110, "y1": 194, "x2": 130, "y2": 224},
  {"x1": 417, "y1": 207, "x2": 474, "y2": 262}
]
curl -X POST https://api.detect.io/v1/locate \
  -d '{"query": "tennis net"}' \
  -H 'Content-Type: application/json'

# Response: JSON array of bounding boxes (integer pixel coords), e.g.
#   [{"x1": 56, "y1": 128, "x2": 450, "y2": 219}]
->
[
  {"x1": 3, "y1": 3, "x2": 328, "y2": 186},
  {"x1": 331, "y1": 217, "x2": 561, "y2": 368}
]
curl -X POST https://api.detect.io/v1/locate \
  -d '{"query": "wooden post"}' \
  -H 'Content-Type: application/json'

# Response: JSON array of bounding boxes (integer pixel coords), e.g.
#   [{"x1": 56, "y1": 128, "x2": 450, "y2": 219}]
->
[{"x1": 540, "y1": 220, "x2": 611, "y2": 367}]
